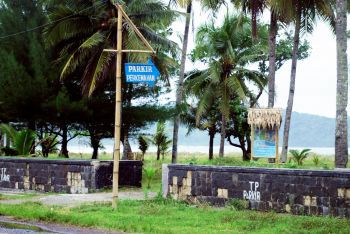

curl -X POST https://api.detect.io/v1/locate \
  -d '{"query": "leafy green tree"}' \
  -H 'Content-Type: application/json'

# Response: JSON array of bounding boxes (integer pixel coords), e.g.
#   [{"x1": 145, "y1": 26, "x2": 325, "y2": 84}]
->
[
  {"x1": 280, "y1": 0, "x2": 335, "y2": 162},
  {"x1": 187, "y1": 15, "x2": 267, "y2": 157},
  {"x1": 181, "y1": 101, "x2": 220, "y2": 160},
  {"x1": 0, "y1": 0, "x2": 54, "y2": 130}
]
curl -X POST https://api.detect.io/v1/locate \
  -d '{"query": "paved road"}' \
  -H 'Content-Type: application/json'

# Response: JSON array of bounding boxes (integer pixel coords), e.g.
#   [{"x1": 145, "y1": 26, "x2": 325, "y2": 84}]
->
[{"x1": 0, "y1": 190, "x2": 156, "y2": 206}]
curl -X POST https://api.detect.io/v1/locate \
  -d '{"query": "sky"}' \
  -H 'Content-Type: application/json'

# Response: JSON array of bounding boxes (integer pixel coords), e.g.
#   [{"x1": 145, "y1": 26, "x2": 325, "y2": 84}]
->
[{"x1": 167, "y1": 1, "x2": 346, "y2": 118}]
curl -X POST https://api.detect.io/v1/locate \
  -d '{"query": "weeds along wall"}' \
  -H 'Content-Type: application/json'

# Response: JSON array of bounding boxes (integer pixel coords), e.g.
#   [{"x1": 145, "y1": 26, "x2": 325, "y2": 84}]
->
[
  {"x1": 163, "y1": 164, "x2": 350, "y2": 217},
  {"x1": 0, "y1": 158, "x2": 142, "y2": 193}
]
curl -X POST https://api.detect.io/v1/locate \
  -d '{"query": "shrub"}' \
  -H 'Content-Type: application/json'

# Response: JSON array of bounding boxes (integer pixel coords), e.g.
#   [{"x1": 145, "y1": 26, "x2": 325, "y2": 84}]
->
[
  {"x1": 289, "y1": 149, "x2": 311, "y2": 166},
  {"x1": 143, "y1": 166, "x2": 157, "y2": 189},
  {"x1": 0, "y1": 124, "x2": 36, "y2": 156},
  {"x1": 228, "y1": 199, "x2": 249, "y2": 210},
  {"x1": 312, "y1": 155, "x2": 320, "y2": 166}
]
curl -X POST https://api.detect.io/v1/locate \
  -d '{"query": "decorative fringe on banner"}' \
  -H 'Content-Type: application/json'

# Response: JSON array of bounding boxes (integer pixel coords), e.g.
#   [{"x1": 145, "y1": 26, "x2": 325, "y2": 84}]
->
[{"x1": 248, "y1": 108, "x2": 283, "y2": 129}]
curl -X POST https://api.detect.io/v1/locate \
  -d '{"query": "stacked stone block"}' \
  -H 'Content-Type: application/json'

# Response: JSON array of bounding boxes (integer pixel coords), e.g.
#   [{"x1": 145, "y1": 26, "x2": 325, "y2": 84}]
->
[
  {"x1": 0, "y1": 158, "x2": 142, "y2": 193},
  {"x1": 165, "y1": 165, "x2": 350, "y2": 217}
]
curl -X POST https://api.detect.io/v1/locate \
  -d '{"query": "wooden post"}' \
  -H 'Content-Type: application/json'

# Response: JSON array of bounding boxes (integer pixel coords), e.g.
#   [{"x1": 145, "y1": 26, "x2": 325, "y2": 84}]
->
[
  {"x1": 107, "y1": 3, "x2": 155, "y2": 208},
  {"x1": 275, "y1": 127, "x2": 279, "y2": 164},
  {"x1": 112, "y1": 4, "x2": 123, "y2": 209}
]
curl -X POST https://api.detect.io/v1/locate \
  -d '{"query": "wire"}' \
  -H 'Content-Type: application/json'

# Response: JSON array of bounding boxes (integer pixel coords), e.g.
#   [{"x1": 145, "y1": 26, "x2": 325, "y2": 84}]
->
[{"x1": 0, "y1": 1, "x2": 105, "y2": 40}]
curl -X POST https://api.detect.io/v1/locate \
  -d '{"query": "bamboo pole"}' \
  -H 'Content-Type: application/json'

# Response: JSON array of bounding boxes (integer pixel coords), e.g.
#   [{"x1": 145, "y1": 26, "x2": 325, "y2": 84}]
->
[
  {"x1": 112, "y1": 4, "x2": 123, "y2": 209},
  {"x1": 104, "y1": 49, "x2": 153, "y2": 54},
  {"x1": 114, "y1": 4, "x2": 155, "y2": 53}
]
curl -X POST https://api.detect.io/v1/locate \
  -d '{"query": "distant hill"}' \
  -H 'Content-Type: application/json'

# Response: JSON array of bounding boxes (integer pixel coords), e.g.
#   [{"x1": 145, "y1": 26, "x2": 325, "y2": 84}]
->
[
  {"x1": 162, "y1": 111, "x2": 338, "y2": 147},
  {"x1": 279, "y1": 112, "x2": 336, "y2": 147}
]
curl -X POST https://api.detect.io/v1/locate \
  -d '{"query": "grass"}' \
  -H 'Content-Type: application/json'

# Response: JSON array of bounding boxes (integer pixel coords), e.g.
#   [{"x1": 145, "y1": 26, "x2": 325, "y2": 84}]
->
[
  {"x1": 0, "y1": 193, "x2": 40, "y2": 200},
  {"x1": 0, "y1": 199, "x2": 349, "y2": 234}
]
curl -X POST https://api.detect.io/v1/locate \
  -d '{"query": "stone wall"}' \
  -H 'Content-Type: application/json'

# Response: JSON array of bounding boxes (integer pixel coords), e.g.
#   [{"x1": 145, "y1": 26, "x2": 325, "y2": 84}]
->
[
  {"x1": 0, "y1": 157, "x2": 142, "y2": 193},
  {"x1": 164, "y1": 164, "x2": 350, "y2": 217}
]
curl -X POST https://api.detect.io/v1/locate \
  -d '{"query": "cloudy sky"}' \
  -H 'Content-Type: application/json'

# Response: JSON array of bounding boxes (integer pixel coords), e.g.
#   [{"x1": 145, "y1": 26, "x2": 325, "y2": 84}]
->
[{"x1": 168, "y1": 2, "x2": 346, "y2": 118}]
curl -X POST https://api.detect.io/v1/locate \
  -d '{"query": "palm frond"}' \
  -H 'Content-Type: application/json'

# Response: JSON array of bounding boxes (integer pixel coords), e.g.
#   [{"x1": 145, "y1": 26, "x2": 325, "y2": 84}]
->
[{"x1": 60, "y1": 31, "x2": 105, "y2": 79}]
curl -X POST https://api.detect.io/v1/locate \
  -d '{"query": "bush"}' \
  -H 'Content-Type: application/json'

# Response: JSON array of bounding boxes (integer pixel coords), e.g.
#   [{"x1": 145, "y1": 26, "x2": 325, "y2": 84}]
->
[
  {"x1": 289, "y1": 149, "x2": 311, "y2": 166},
  {"x1": 312, "y1": 155, "x2": 320, "y2": 166},
  {"x1": 143, "y1": 166, "x2": 157, "y2": 189},
  {"x1": 228, "y1": 199, "x2": 249, "y2": 210}
]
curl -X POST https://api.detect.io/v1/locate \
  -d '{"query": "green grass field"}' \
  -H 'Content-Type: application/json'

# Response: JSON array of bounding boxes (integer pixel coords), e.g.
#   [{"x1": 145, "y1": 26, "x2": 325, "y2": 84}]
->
[{"x1": 0, "y1": 198, "x2": 350, "y2": 234}]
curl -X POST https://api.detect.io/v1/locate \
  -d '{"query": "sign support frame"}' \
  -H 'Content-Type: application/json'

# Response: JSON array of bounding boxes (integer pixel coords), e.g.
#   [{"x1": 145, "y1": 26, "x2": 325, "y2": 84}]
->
[{"x1": 107, "y1": 4, "x2": 155, "y2": 209}]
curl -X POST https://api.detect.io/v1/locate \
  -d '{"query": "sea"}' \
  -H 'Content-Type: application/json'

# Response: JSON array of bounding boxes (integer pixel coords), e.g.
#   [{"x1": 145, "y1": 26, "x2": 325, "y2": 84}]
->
[{"x1": 68, "y1": 138, "x2": 337, "y2": 155}]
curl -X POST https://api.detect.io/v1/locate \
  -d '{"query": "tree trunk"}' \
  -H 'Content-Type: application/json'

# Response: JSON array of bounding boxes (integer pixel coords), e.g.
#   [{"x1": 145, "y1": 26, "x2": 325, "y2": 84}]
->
[
  {"x1": 335, "y1": 0, "x2": 348, "y2": 168},
  {"x1": 122, "y1": 129, "x2": 132, "y2": 160},
  {"x1": 28, "y1": 120, "x2": 36, "y2": 154},
  {"x1": 219, "y1": 114, "x2": 226, "y2": 157},
  {"x1": 268, "y1": 11, "x2": 277, "y2": 108},
  {"x1": 59, "y1": 124, "x2": 69, "y2": 158},
  {"x1": 246, "y1": 134, "x2": 251, "y2": 161},
  {"x1": 171, "y1": 1, "x2": 192, "y2": 164},
  {"x1": 208, "y1": 129, "x2": 215, "y2": 160},
  {"x1": 251, "y1": 10, "x2": 258, "y2": 40},
  {"x1": 90, "y1": 135, "x2": 100, "y2": 160},
  {"x1": 281, "y1": 8, "x2": 301, "y2": 162},
  {"x1": 0, "y1": 130, "x2": 3, "y2": 148},
  {"x1": 157, "y1": 145, "x2": 160, "y2": 161}
]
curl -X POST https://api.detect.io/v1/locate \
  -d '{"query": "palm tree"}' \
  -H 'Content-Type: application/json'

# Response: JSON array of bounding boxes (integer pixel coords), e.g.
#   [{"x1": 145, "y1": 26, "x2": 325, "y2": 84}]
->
[
  {"x1": 169, "y1": 0, "x2": 192, "y2": 164},
  {"x1": 233, "y1": 0, "x2": 284, "y2": 108},
  {"x1": 186, "y1": 15, "x2": 267, "y2": 157},
  {"x1": 44, "y1": 0, "x2": 178, "y2": 158},
  {"x1": 335, "y1": 0, "x2": 348, "y2": 168},
  {"x1": 280, "y1": 0, "x2": 334, "y2": 162},
  {"x1": 44, "y1": 0, "x2": 177, "y2": 94},
  {"x1": 152, "y1": 121, "x2": 170, "y2": 160}
]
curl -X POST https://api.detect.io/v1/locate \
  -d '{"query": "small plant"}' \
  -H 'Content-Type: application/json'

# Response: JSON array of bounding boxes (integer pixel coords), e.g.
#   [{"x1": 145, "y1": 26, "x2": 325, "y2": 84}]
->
[
  {"x1": 312, "y1": 155, "x2": 320, "y2": 166},
  {"x1": 289, "y1": 149, "x2": 311, "y2": 166},
  {"x1": 160, "y1": 138, "x2": 171, "y2": 160},
  {"x1": 228, "y1": 198, "x2": 249, "y2": 211},
  {"x1": 0, "y1": 124, "x2": 36, "y2": 156},
  {"x1": 152, "y1": 121, "x2": 172, "y2": 160},
  {"x1": 143, "y1": 166, "x2": 157, "y2": 189}
]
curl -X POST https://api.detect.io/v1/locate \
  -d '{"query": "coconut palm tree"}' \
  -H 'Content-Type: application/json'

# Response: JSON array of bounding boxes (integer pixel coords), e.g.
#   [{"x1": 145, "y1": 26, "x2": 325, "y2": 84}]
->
[
  {"x1": 335, "y1": 0, "x2": 348, "y2": 168},
  {"x1": 186, "y1": 15, "x2": 267, "y2": 157},
  {"x1": 169, "y1": 0, "x2": 192, "y2": 164},
  {"x1": 169, "y1": 0, "x2": 228, "y2": 163},
  {"x1": 280, "y1": 0, "x2": 335, "y2": 162},
  {"x1": 233, "y1": 0, "x2": 287, "y2": 108},
  {"x1": 44, "y1": 0, "x2": 178, "y2": 158},
  {"x1": 44, "y1": 0, "x2": 177, "y2": 95}
]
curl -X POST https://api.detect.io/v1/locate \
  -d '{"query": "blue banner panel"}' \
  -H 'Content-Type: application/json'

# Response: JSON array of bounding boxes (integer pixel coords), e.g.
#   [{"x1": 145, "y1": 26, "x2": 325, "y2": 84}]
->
[
  {"x1": 125, "y1": 59, "x2": 160, "y2": 87},
  {"x1": 253, "y1": 128, "x2": 277, "y2": 158}
]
